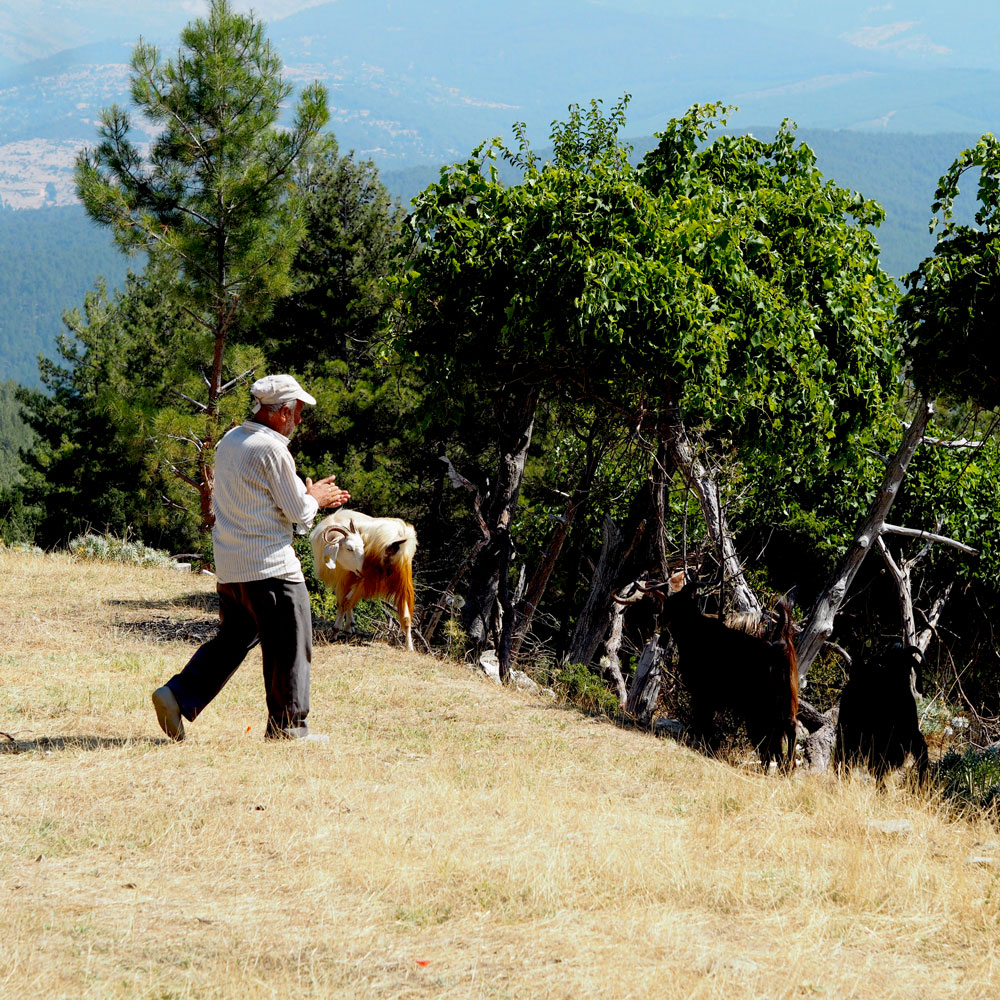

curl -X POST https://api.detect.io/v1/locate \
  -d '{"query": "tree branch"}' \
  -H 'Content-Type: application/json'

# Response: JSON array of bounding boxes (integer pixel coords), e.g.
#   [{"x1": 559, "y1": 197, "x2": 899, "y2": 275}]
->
[{"x1": 882, "y1": 524, "x2": 979, "y2": 555}]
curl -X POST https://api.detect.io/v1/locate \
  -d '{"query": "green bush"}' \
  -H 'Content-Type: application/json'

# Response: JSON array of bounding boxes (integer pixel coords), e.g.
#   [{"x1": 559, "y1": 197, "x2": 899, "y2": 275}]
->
[
  {"x1": 933, "y1": 744, "x2": 1000, "y2": 814},
  {"x1": 555, "y1": 662, "x2": 622, "y2": 717}
]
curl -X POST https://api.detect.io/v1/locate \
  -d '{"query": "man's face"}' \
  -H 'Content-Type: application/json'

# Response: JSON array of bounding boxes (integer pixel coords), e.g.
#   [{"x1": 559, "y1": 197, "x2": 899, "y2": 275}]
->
[{"x1": 281, "y1": 399, "x2": 306, "y2": 437}]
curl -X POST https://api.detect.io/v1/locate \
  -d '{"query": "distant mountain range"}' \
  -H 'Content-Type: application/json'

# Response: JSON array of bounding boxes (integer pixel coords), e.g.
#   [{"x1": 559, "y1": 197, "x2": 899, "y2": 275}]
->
[
  {"x1": 0, "y1": 0, "x2": 995, "y2": 387},
  {"x1": 1, "y1": 0, "x2": 997, "y2": 208}
]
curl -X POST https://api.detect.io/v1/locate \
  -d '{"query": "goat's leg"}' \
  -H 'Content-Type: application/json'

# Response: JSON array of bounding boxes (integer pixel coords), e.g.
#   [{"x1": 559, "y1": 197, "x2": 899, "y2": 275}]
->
[
  {"x1": 333, "y1": 589, "x2": 347, "y2": 635},
  {"x1": 689, "y1": 697, "x2": 716, "y2": 755},
  {"x1": 784, "y1": 722, "x2": 798, "y2": 772},
  {"x1": 339, "y1": 593, "x2": 360, "y2": 635},
  {"x1": 749, "y1": 723, "x2": 776, "y2": 771},
  {"x1": 333, "y1": 586, "x2": 360, "y2": 637},
  {"x1": 399, "y1": 598, "x2": 414, "y2": 651},
  {"x1": 911, "y1": 732, "x2": 929, "y2": 786}
]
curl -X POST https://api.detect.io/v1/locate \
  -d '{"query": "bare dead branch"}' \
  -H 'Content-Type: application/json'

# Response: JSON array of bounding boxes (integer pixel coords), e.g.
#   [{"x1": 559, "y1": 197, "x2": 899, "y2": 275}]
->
[
  {"x1": 219, "y1": 367, "x2": 257, "y2": 395},
  {"x1": 439, "y1": 454, "x2": 478, "y2": 493},
  {"x1": 169, "y1": 388, "x2": 209, "y2": 412},
  {"x1": 924, "y1": 436, "x2": 983, "y2": 449},
  {"x1": 882, "y1": 524, "x2": 979, "y2": 555}
]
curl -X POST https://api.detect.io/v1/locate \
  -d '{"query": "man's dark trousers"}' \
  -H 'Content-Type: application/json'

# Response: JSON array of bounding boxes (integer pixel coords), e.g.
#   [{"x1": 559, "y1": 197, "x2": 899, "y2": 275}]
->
[{"x1": 165, "y1": 578, "x2": 312, "y2": 736}]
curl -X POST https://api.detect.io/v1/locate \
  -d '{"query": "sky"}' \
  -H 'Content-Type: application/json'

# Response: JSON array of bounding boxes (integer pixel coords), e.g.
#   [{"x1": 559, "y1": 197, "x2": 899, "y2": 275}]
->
[{"x1": 1, "y1": 0, "x2": 994, "y2": 70}]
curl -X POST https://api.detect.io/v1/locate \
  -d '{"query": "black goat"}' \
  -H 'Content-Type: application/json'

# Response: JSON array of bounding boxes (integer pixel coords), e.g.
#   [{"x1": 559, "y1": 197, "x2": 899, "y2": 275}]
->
[
  {"x1": 834, "y1": 644, "x2": 929, "y2": 784},
  {"x1": 646, "y1": 573, "x2": 799, "y2": 771}
]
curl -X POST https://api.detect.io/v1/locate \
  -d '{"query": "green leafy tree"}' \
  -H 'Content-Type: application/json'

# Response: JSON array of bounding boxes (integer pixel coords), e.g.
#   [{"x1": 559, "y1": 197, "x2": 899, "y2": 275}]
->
[
  {"x1": 75, "y1": 0, "x2": 329, "y2": 528},
  {"x1": 900, "y1": 133, "x2": 1000, "y2": 410},
  {"x1": 399, "y1": 100, "x2": 899, "y2": 671},
  {"x1": 796, "y1": 134, "x2": 1000, "y2": 685},
  {"x1": 261, "y1": 138, "x2": 413, "y2": 378}
]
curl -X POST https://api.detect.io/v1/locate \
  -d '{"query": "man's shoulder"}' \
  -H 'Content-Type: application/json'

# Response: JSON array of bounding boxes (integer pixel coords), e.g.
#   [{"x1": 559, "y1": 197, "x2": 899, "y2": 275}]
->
[{"x1": 220, "y1": 422, "x2": 286, "y2": 451}]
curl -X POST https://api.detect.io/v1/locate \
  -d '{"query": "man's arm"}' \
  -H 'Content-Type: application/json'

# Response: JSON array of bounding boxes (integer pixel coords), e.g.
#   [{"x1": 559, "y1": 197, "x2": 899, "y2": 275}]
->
[{"x1": 263, "y1": 449, "x2": 351, "y2": 531}]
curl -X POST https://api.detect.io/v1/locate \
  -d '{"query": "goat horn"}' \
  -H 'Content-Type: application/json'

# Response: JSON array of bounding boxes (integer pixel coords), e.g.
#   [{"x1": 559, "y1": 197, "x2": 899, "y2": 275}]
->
[
  {"x1": 611, "y1": 581, "x2": 641, "y2": 605},
  {"x1": 323, "y1": 524, "x2": 350, "y2": 542}
]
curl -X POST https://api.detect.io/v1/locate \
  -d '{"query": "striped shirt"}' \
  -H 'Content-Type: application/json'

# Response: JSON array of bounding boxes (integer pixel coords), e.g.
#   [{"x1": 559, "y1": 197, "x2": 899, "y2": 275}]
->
[{"x1": 211, "y1": 421, "x2": 319, "y2": 584}]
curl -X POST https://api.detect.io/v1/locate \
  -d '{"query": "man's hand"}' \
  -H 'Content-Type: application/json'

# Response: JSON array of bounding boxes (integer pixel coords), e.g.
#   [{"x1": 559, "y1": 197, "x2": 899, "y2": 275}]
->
[{"x1": 305, "y1": 475, "x2": 351, "y2": 510}]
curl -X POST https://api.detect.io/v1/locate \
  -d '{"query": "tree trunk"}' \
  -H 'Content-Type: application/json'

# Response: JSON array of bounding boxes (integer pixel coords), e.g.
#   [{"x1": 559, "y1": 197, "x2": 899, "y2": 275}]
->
[
  {"x1": 662, "y1": 407, "x2": 760, "y2": 616},
  {"x1": 878, "y1": 537, "x2": 919, "y2": 648},
  {"x1": 626, "y1": 634, "x2": 665, "y2": 726},
  {"x1": 799, "y1": 699, "x2": 838, "y2": 773},
  {"x1": 596, "y1": 601, "x2": 629, "y2": 708},
  {"x1": 795, "y1": 397, "x2": 933, "y2": 681},
  {"x1": 564, "y1": 439, "x2": 674, "y2": 665},
  {"x1": 564, "y1": 515, "x2": 626, "y2": 665},
  {"x1": 916, "y1": 581, "x2": 952, "y2": 656},
  {"x1": 462, "y1": 372, "x2": 542, "y2": 671},
  {"x1": 500, "y1": 428, "x2": 603, "y2": 674}
]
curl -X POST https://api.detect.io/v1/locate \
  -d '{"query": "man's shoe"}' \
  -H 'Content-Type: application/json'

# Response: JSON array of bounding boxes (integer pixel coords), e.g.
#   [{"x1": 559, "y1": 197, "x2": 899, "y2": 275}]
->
[
  {"x1": 264, "y1": 720, "x2": 328, "y2": 742},
  {"x1": 152, "y1": 685, "x2": 185, "y2": 742}
]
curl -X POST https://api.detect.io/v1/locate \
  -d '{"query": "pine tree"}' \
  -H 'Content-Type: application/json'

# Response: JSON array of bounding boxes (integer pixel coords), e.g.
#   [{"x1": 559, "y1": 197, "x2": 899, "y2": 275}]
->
[{"x1": 75, "y1": 0, "x2": 329, "y2": 528}]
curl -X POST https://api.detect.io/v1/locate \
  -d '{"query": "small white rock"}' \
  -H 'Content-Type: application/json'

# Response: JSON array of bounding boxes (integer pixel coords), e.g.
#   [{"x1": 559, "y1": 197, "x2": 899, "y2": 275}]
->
[{"x1": 867, "y1": 819, "x2": 913, "y2": 837}]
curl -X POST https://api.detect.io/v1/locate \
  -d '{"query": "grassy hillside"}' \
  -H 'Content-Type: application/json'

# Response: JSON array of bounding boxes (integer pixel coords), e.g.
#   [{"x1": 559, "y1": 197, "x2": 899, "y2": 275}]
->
[{"x1": 1, "y1": 546, "x2": 998, "y2": 998}]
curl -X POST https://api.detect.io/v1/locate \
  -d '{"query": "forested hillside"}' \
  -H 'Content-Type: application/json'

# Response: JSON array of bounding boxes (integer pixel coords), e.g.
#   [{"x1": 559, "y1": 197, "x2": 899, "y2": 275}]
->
[
  {"x1": 0, "y1": 205, "x2": 130, "y2": 386},
  {"x1": 0, "y1": 378, "x2": 31, "y2": 485},
  {"x1": 0, "y1": 129, "x2": 983, "y2": 390}
]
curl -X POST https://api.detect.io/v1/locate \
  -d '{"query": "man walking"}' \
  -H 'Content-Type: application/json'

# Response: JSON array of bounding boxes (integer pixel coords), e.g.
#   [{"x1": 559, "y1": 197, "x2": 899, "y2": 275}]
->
[{"x1": 152, "y1": 374, "x2": 349, "y2": 742}]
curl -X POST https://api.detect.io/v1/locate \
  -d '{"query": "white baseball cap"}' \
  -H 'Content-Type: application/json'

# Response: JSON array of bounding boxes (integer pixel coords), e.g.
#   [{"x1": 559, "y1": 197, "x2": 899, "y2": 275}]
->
[{"x1": 249, "y1": 374, "x2": 316, "y2": 413}]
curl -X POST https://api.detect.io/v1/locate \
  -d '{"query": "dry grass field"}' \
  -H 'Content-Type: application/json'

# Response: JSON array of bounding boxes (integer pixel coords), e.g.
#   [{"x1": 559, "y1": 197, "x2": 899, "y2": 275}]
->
[{"x1": 1, "y1": 545, "x2": 999, "y2": 999}]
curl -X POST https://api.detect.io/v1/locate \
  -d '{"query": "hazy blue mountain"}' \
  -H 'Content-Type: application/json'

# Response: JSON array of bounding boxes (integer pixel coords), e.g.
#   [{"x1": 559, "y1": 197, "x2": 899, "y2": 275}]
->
[
  {"x1": 265, "y1": 0, "x2": 999, "y2": 161},
  {"x1": 1, "y1": 0, "x2": 997, "y2": 178}
]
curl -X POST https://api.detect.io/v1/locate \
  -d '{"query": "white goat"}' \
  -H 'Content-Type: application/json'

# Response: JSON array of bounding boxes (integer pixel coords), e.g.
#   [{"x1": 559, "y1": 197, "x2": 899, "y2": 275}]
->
[{"x1": 310, "y1": 509, "x2": 418, "y2": 650}]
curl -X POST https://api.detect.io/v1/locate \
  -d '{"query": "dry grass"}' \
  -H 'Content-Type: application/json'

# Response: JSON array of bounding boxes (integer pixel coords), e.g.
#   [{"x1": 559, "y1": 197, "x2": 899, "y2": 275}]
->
[{"x1": 1, "y1": 546, "x2": 999, "y2": 999}]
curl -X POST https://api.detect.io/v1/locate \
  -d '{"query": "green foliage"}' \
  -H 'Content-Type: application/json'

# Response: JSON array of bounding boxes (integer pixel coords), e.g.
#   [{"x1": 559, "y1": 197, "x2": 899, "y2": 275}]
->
[
  {"x1": 0, "y1": 379, "x2": 33, "y2": 487},
  {"x1": 934, "y1": 744, "x2": 1000, "y2": 815},
  {"x1": 260, "y1": 138, "x2": 413, "y2": 376},
  {"x1": 554, "y1": 661, "x2": 622, "y2": 717},
  {"x1": 11, "y1": 266, "x2": 206, "y2": 551},
  {"x1": 401, "y1": 100, "x2": 899, "y2": 471},
  {"x1": 900, "y1": 133, "x2": 1000, "y2": 409}
]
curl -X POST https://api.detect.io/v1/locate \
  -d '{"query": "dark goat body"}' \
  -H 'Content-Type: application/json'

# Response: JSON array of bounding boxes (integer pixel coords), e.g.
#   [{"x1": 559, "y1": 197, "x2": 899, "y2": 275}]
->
[
  {"x1": 835, "y1": 644, "x2": 929, "y2": 783},
  {"x1": 653, "y1": 579, "x2": 799, "y2": 771}
]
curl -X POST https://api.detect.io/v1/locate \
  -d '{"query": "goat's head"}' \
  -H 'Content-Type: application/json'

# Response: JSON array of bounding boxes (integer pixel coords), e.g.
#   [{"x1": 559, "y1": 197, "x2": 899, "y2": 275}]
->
[
  {"x1": 322, "y1": 522, "x2": 365, "y2": 574},
  {"x1": 635, "y1": 570, "x2": 692, "y2": 613}
]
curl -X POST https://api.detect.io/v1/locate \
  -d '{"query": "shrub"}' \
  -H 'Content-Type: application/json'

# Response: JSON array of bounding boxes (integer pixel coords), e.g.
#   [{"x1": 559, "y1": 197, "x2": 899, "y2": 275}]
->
[
  {"x1": 68, "y1": 533, "x2": 177, "y2": 569},
  {"x1": 555, "y1": 662, "x2": 622, "y2": 716},
  {"x1": 934, "y1": 744, "x2": 1000, "y2": 814}
]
